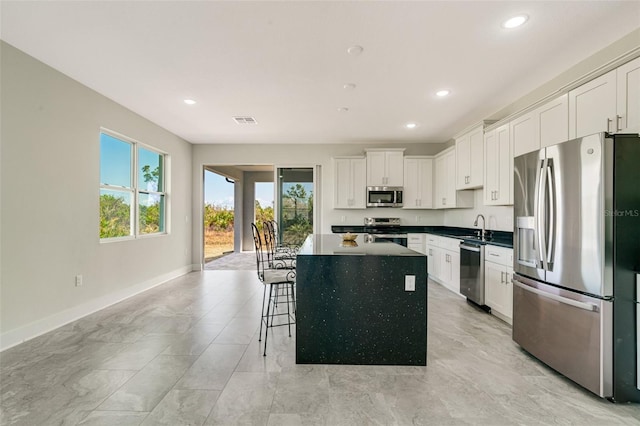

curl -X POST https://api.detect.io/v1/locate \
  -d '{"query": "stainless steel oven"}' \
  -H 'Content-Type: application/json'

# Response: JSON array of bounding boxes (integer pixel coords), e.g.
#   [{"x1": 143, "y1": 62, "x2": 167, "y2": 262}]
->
[
  {"x1": 366, "y1": 186, "x2": 403, "y2": 207},
  {"x1": 363, "y1": 217, "x2": 407, "y2": 246}
]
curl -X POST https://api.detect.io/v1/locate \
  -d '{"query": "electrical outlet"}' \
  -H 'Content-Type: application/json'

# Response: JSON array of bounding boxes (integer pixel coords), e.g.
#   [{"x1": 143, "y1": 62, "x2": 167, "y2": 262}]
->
[
  {"x1": 75, "y1": 275, "x2": 83, "y2": 287},
  {"x1": 405, "y1": 275, "x2": 415, "y2": 291}
]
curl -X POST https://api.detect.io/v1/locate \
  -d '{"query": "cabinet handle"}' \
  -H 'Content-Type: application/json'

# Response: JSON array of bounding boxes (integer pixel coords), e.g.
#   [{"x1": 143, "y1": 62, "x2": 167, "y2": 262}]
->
[
  {"x1": 500, "y1": 271, "x2": 505, "y2": 283},
  {"x1": 443, "y1": 198, "x2": 446, "y2": 206},
  {"x1": 606, "y1": 117, "x2": 612, "y2": 133},
  {"x1": 490, "y1": 253, "x2": 500, "y2": 257},
  {"x1": 616, "y1": 115, "x2": 622, "y2": 132}
]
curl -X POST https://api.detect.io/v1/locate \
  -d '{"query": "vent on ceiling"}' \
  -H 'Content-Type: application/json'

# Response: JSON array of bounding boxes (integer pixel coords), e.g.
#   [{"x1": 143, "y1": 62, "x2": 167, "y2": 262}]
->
[{"x1": 233, "y1": 116, "x2": 257, "y2": 125}]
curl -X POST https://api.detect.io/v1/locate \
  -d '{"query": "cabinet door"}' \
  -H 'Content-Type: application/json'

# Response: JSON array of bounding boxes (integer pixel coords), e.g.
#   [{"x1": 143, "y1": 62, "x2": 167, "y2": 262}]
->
[
  {"x1": 419, "y1": 158, "x2": 434, "y2": 208},
  {"x1": 455, "y1": 133, "x2": 471, "y2": 189},
  {"x1": 468, "y1": 127, "x2": 484, "y2": 188},
  {"x1": 434, "y1": 154, "x2": 447, "y2": 208},
  {"x1": 385, "y1": 151, "x2": 405, "y2": 186},
  {"x1": 403, "y1": 158, "x2": 420, "y2": 208},
  {"x1": 449, "y1": 250, "x2": 461, "y2": 294},
  {"x1": 617, "y1": 56, "x2": 640, "y2": 133},
  {"x1": 568, "y1": 69, "x2": 616, "y2": 139},
  {"x1": 484, "y1": 129, "x2": 497, "y2": 205},
  {"x1": 334, "y1": 158, "x2": 352, "y2": 208},
  {"x1": 538, "y1": 93, "x2": 569, "y2": 148},
  {"x1": 439, "y1": 249, "x2": 452, "y2": 286},
  {"x1": 495, "y1": 124, "x2": 512, "y2": 205},
  {"x1": 504, "y1": 265, "x2": 514, "y2": 319},
  {"x1": 511, "y1": 111, "x2": 537, "y2": 158},
  {"x1": 484, "y1": 261, "x2": 503, "y2": 311},
  {"x1": 351, "y1": 158, "x2": 367, "y2": 208},
  {"x1": 366, "y1": 151, "x2": 386, "y2": 186},
  {"x1": 427, "y1": 246, "x2": 441, "y2": 280},
  {"x1": 445, "y1": 152, "x2": 457, "y2": 208}
]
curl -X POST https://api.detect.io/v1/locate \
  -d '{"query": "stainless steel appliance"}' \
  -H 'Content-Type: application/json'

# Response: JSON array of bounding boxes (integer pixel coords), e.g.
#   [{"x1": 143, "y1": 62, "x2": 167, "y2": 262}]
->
[
  {"x1": 513, "y1": 132, "x2": 640, "y2": 402},
  {"x1": 459, "y1": 241, "x2": 486, "y2": 307},
  {"x1": 363, "y1": 217, "x2": 407, "y2": 246},
  {"x1": 366, "y1": 186, "x2": 403, "y2": 207}
]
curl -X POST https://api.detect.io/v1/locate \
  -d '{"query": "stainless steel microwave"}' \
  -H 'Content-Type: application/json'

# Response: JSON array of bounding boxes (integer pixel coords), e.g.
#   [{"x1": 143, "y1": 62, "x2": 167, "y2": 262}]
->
[{"x1": 366, "y1": 186, "x2": 403, "y2": 207}]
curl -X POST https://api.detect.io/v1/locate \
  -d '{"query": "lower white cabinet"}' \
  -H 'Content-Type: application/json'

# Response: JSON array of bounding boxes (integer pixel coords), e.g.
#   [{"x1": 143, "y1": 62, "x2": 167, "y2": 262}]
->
[
  {"x1": 407, "y1": 233, "x2": 427, "y2": 254},
  {"x1": 484, "y1": 245, "x2": 514, "y2": 324},
  {"x1": 426, "y1": 234, "x2": 462, "y2": 294}
]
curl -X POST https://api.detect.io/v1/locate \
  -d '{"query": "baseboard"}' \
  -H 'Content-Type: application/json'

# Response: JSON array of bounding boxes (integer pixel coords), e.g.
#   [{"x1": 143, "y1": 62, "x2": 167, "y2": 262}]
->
[
  {"x1": 0, "y1": 265, "x2": 192, "y2": 352},
  {"x1": 191, "y1": 263, "x2": 203, "y2": 271}
]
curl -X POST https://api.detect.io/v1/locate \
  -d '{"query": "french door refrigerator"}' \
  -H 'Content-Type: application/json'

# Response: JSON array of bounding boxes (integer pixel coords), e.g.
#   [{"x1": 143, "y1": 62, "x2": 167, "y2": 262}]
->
[{"x1": 513, "y1": 132, "x2": 640, "y2": 403}]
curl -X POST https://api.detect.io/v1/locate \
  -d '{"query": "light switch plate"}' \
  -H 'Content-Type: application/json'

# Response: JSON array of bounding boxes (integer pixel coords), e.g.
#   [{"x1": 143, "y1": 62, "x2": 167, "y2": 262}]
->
[{"x1": 405, "y1": 275, "x2": 415, "y2": 291}]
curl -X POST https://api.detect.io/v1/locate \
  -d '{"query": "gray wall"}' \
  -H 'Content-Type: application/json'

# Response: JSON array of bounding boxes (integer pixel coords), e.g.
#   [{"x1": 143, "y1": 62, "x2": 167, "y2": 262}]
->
[{"x1": 0, "y1": 42, "x2": 193, "y2": 349}]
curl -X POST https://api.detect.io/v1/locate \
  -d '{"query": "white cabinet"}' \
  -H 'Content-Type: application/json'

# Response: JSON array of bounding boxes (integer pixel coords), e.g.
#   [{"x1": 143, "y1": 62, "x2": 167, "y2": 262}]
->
[
  {"x1": 426, "y1": 234, "x2": 462, "y2": 294},
  {"x1": 616, "y1": 56, "x2": 640, "y2": 133},
  {"x1": 538, "y1": 93, "x2": 569, "y2": 149},
  {"x1": 333, "y1": 157, "x2": 366, "y2": 209},
  {"x1": 407, "y1": 233, "x2": 427, "y2": 254},
  {"x1": 455, "y1": 125, "x2": 484, "y2": 190},
  {"x1": 484, "y1": 245, "x2": 514, "y2": 324},
  {"x1": 484, "y1": 124, "x2": 512, "y2": 205},
  {"x1": 434, "y1": 148, "x2": 473, "y2": 209},
  {"x1": 366, "y1": 149, "x2": 405, "y2": 186},
  {"x1": 569, "y1": 69, "x2": 616, "y2": 139},
  {"x1": 512, "y1": 94, "x2": 569, "y2": 157},
  {"x1": 403, "y1": 156, "x2": 433, "y2": 209}
]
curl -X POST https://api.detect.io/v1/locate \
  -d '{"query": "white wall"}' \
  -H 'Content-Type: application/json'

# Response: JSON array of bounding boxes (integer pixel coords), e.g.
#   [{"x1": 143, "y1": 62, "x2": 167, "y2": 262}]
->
[
  {"x1": 192, "y1": 143, "x2": 446, "y2": 266},
  {"x1": 0, "y1": 42, "x2": 193, "y2": 350},
  {"x1": 443, "y1": 190, "x2": 513, "y2": 232}
]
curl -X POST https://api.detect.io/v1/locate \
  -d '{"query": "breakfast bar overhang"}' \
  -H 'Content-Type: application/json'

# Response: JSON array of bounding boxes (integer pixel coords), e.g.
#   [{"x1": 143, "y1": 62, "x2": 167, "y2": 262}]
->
[{"x1": 295, "y1": 234, "x2": 428, "y2": 366}]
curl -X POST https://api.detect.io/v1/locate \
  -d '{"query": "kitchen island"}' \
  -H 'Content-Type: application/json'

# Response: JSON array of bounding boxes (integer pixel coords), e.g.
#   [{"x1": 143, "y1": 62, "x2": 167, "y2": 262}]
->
[{"x1": 295, "y1": 234, "x2": 427, "y2": 365}]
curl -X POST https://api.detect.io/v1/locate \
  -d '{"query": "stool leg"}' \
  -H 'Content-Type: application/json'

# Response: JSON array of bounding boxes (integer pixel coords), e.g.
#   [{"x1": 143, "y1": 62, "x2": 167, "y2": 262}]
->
[
  {"x1": 263, "y1": 284, "x2": 274, "y2": 356},
  {"x1": 286, "y1": 283, "x2": 291, "y2": 337},
  {"x1": 259, "y1": 284, "x2": 267, "y2": 342}
]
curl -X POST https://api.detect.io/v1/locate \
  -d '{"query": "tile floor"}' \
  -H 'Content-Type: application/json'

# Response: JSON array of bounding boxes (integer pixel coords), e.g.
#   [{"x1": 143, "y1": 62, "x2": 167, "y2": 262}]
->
[{"x1": 1, "y1": 270, "x2": 639, "y2": 425}]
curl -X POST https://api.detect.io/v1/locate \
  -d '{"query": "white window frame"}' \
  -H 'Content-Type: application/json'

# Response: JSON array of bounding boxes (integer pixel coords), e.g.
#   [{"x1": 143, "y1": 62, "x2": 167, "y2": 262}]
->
[{"x1": 100, "y1": 128, "x2": 169, "y2": 243}]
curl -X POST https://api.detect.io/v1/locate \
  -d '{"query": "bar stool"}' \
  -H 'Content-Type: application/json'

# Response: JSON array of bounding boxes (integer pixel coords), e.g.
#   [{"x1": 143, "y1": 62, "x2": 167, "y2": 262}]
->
[{"x1": 251, "y1": 223, "x2": 296, "y2": 356}]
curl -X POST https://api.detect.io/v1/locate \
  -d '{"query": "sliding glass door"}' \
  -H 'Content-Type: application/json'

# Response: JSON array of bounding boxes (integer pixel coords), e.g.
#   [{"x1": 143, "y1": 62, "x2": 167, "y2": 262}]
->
[{"x1": 275, "y1": 167, "x2": 316, "y2": 246}]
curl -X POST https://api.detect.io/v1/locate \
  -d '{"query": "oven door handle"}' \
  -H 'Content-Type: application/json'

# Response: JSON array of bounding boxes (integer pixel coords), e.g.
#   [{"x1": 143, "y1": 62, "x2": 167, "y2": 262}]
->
[{"x1": 459, "y1": 243, "x2": 481, "y2": 252}]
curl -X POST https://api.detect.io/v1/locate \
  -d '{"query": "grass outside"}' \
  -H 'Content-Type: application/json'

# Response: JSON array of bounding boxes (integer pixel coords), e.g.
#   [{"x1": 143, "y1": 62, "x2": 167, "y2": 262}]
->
[{"x1": 204, "y1": 229, "x2": 234, "y2": 261}]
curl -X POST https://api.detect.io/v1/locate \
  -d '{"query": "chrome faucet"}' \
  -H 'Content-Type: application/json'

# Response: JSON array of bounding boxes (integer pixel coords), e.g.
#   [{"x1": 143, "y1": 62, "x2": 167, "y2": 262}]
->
[{"x1": 474, "y1": 214, "x2": 486, "y2": 240}]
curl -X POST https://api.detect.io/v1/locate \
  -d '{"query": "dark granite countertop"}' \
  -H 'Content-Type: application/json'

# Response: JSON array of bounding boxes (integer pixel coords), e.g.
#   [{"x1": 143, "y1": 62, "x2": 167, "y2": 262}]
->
[
  {"x1": 298, "y1": 234, "x2": 425, "y2": 256},
  {"x1": 330, "y1": 225, "x2": 513, "y2": 249}
]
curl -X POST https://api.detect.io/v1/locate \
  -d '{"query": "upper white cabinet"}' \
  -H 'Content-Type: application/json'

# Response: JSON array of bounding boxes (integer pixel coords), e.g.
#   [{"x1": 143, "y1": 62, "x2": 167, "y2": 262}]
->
[
  {"x1": 569, "y1": 56, "x2": 640, "y2": 138},
  {"x1": 512, "y1": 94, "x2": 569, "y2": 158},
  {"x1": 333, "y1": 157, "x2": 366, "y2": 209},
  {"x1": 568, "y1": 69, "x2": 616, "y2": 139},
  {"x1": 434, "y1": 148, "x2": 473, "y2": 209},
  {"x1": 484, "y1": 124, "x2": 512, "y2": 205},
  {"x1": 616, "y1": 56, "x2": 640, "y2": 133},
  {"x1": 366, "y1": 149, "x2": 405, "y2": 186},
  {"x1": 455, "y1": 125, "x2": 484, "y2": 190},
  {"x1": 403, "y1": 156, "x2": 433, "y2": 209}
]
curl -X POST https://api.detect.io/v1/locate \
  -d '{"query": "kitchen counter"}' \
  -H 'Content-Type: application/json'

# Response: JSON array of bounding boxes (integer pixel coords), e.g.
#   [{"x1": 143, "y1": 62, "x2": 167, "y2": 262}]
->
[
  {"x1": 331, "y1": 225, "x2": 514, "y2": 249},
  {"x1": 295, "y1": 234, "x2": 427, "y2": 366}
]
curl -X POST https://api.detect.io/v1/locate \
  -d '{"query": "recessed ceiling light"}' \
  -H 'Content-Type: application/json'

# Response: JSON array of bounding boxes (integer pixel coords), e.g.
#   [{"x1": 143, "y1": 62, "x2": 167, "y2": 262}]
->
[
  {"x1": 405, "y1": 123, "x2": 418, "y2": 129},
  {"x1": 436, "y1": 90, "x2": 450, "y2": 97},
  {"x1": 347, "y1": 45, "x2": 364, "y2": 56},
  {"x1": 502, "y1": 15, "x2": 528, "y2": 29},
  {"x1": 337, "y1": 107, "x2": 350, "y2": 112},
  {"x1": 183, "y1": 99, "x2": 196, "y2": 105},
  {"x1": 343, "y1": 83, "x2": 356, "y2": 90}
]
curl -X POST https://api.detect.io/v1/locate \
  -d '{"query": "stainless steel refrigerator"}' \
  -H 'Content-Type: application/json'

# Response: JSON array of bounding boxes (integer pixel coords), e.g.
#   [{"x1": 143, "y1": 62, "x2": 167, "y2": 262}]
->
[{"x1": 513, "y1": 132, "x2": 640, "y2": 403}]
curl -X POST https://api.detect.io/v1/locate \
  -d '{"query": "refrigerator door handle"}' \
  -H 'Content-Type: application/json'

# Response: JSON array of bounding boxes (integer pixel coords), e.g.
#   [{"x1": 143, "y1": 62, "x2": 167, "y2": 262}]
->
[
  {"x1": 536, "y1": 158, "x2": 549, "y2": 271},
  {"x1": 512, "y1": 279, "x2": 599, "y2": 312},
  {"x1": 546, "y1": 160, "x2": 556, "y2": 267}
]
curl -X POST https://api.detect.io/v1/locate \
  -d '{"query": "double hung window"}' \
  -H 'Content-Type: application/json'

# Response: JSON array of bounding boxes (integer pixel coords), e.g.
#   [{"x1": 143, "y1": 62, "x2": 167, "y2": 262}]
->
[{"x1": 99, "y1": 130, "x2": 167, "y2": 240}]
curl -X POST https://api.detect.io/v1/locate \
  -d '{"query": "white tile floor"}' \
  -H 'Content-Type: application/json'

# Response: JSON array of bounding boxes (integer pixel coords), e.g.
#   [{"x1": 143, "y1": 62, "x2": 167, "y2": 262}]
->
[{"x1": 1, "y1": 270, "x2": 639, "y2": 425}]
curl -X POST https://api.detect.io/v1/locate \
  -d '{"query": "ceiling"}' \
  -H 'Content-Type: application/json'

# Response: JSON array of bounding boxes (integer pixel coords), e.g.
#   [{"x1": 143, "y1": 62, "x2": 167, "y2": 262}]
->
[{"x1": 2, "y1": 1, "x2": 639, "y2": 145}]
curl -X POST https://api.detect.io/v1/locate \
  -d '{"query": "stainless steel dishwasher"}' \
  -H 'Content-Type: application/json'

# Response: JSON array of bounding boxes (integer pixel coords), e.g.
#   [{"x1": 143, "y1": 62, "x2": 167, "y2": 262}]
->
[{"x1": 459, "y1": 241, "x2": 487, "y2": 309}]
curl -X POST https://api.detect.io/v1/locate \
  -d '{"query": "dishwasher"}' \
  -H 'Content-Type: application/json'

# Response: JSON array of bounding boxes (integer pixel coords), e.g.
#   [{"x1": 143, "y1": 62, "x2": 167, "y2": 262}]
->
[{"x1": 459, "y1": 241, "x2": 488, "y2": 310}]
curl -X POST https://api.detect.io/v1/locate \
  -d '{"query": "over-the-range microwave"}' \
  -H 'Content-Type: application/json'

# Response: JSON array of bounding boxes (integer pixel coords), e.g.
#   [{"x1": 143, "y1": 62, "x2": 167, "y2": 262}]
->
[{"x1": 366, "y1": 186, "x2": 403, "y2": 207}]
